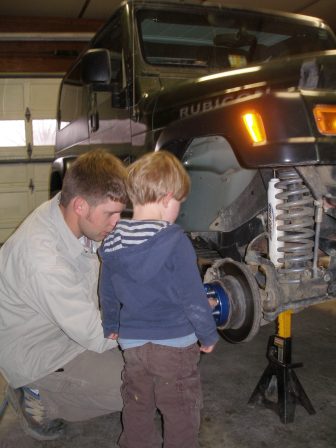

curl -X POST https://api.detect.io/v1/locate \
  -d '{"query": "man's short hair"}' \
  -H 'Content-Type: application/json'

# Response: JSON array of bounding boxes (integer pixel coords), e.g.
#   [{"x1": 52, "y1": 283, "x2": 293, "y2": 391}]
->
[
  {"x1": 60, "y1": 149, "x2": 128, "y2": 207},
  {"x1": 127, "y1": 150, "x2": 190, "y2": 206}
]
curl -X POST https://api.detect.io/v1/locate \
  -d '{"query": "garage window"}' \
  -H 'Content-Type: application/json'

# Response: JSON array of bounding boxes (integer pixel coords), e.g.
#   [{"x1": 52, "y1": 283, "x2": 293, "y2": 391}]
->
[
  {"x1": 0, "y1": 120, "x2": 26, "y2": 146},
  {"x1": 32, "y1": 119, "x2": 57, "y2": 146}
]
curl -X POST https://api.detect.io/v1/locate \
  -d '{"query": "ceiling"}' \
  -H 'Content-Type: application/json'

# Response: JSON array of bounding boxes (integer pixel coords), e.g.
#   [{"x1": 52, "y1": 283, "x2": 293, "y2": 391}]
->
[
  {"x1": 0, "y1": 0, "x2": 335, "y2": 74},
  {"x1": 0, "y1": 0, "x2": 334, "y2": 24}
]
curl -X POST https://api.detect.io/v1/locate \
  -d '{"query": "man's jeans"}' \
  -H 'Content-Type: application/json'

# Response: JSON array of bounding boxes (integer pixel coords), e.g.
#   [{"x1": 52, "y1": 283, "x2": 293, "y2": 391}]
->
[
  {"x1": 28, "y1": 348, "x2": 123, "y2": 422},
  {"x1": 119, "y1": 342, "x2": 202, "y2": 448}
]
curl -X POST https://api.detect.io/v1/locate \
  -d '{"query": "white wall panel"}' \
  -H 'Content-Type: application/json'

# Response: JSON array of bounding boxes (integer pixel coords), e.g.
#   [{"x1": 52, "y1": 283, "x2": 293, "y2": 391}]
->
[
  {"x1": 0, "y1": 83, "x2": 25, "y2": 118},
  {"x1": 0, "y1": 78, "x2": 61, "y2": 244}
]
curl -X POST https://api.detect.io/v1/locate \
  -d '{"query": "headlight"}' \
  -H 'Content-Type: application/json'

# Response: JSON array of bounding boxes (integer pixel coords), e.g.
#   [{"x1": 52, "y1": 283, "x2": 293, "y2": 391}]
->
[
  {"x1": 242, "y1": 111, "x2": 266, "y2": 144},
  {"x1": 313, "y1": 105, "x2": 336, "y2": 135}
]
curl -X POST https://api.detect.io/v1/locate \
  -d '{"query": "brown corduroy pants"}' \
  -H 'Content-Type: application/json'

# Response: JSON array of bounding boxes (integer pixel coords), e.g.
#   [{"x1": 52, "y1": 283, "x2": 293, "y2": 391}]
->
[{"x1": 118, "y1": 342, "x2": 202, "y2": 448}]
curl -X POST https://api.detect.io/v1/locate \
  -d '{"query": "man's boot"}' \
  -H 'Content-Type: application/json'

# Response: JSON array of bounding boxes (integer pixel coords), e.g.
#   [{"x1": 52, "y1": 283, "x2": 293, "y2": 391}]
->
[{"x1": 6, "y1": 385, "x2": 66, "y2": 441}]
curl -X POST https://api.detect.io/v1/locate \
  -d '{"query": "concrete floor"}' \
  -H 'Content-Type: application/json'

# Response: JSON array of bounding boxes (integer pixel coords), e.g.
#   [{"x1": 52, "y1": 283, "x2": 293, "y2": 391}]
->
[{"x1": 0, "y1": 301, "x2": 335, "y2": 448}]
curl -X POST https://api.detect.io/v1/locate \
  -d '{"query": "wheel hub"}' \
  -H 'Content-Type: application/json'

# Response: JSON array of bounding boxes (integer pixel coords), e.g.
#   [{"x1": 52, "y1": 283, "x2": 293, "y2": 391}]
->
[{"x1": 204, "y1": 259, "x2": 262, "y2": 343}]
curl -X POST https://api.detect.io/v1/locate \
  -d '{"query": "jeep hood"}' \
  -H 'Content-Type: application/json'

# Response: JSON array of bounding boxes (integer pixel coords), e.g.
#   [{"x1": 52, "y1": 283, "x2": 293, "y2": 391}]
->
[{"x1": 150, "y1": 50, "x2": 336, "y2": 129}]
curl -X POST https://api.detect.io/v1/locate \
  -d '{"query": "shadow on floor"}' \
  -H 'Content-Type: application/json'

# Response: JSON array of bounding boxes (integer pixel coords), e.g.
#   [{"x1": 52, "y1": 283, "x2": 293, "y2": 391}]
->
[{"x1": 1, "y1": 302, "x2": 335, "y2": 448}]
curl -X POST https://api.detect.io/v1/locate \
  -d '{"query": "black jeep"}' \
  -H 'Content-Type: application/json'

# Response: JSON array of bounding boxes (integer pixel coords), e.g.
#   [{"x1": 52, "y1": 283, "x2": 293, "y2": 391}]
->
[{"x1": 52, "y1": 0, "x2": 336, "y2": 343}]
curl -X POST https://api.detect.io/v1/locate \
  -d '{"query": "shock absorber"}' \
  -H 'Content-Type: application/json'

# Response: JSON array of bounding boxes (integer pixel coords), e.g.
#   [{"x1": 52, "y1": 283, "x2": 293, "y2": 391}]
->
[
  {"x1": 268, "y1": 177, "x2": 285, "y2": 267},
  {"x1": 267, "y1": 168, "x2": 315, "y2": 284}
]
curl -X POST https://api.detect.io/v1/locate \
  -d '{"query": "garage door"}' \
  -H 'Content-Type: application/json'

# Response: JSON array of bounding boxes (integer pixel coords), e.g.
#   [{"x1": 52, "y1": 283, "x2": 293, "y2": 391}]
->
[{"x1": 0, "y1": 78, "x2": 61, "y2": 243}]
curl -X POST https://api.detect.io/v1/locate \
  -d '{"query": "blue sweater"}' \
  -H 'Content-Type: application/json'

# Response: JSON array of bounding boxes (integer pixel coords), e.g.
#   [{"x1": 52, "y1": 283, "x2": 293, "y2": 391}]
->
[{"x1": 98, "y1": 220, "x2": 219, "y2": 347}]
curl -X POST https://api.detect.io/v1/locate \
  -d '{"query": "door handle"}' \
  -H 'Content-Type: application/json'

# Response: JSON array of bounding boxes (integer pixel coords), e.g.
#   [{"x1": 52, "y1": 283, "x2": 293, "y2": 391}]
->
[
  {"x1": 29, "y1": 178, "x2": 35, "y2": 193},
  {"x1": 90, "y1": 112, "x2": 99, "y2": 132}
]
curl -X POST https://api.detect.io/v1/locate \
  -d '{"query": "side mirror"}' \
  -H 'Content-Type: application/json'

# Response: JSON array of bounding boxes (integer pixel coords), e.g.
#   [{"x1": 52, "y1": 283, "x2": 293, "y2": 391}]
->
[{"x1": 81, "y1": 49, "x2": 112, "y2": 84}]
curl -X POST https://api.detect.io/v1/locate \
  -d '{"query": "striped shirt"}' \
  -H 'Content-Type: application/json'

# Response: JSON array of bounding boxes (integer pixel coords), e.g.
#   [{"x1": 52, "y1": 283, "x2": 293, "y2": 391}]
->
[{"x1": 103, "y1": 219, "x2": 168, "y2": 253}]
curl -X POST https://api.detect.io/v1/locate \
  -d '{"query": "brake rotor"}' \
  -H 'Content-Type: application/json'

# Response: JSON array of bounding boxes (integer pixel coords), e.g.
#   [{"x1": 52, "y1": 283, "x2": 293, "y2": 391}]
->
[{"x1": 205, "y1": 259, "x2": 261, "y2": 343}]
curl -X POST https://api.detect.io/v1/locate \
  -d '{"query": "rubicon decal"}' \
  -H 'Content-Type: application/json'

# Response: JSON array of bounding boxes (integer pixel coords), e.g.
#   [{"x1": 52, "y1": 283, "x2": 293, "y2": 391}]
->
[{"x1": 179, "y1": 88, "x2": 270, "y2": 119}]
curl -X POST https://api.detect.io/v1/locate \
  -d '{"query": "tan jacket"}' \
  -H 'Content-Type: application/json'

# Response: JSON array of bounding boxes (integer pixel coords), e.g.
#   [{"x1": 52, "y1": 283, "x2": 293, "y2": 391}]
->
[{"x1": 0, "y1": 193, "x2": 116, "y2": 387}]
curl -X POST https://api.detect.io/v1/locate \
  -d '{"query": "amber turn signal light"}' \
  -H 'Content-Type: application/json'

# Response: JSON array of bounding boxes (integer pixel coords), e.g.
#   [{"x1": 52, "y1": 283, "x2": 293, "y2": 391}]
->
[
  {"x1": 242, "y1": 112, "x2": 266, "y2": 144},
  {"x1": 313, "y1": 105, "x2": 336, "y2": 135}
]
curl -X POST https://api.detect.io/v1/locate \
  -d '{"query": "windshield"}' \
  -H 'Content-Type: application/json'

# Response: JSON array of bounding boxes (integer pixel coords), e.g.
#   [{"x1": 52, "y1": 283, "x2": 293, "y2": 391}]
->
[{"x1": 137, "y1": 7, "x2": 336, "y2": 69}]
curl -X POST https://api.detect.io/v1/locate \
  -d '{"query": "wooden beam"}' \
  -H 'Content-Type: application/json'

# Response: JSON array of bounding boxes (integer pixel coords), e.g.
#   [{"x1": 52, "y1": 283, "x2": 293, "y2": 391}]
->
[
  {"x1": 0, "y1": 16, "x2": 105, "y2": 73},
  {"x1": 0, "y1": 56, "x2": 75, "y2": 73},
  {"x1": 0, "y1": 41, "x2": 87, "y2": 73},
  {"x1": 0, "y1": 16, "x2": 104, "y2": 33},
  {"x1": 0, "y1": 41, "x2": 86, "y2": 53}
]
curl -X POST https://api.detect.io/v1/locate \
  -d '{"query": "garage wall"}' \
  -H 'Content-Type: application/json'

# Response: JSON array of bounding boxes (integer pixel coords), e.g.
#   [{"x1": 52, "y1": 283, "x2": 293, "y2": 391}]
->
[{"x1": 0, "y1": 78, "x2": 61, "y2": 243}]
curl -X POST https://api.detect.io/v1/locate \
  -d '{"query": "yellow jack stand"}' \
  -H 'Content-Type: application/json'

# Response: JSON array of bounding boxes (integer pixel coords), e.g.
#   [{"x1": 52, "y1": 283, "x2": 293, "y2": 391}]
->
[{"x1": 248, "y1": 311, "x2": 316, "y2": 423}]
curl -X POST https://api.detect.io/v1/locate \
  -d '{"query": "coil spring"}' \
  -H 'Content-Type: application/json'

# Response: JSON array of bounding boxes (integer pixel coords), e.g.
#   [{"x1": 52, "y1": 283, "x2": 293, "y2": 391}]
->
[{"x1": 274, "y1": 168, "x2": 315, "y2": 283}]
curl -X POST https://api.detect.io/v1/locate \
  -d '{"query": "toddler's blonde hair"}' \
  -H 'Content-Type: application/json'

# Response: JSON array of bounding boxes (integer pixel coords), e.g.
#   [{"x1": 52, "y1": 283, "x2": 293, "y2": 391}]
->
[{"x1": 127, "y1": 150, "x2": 190, "y2": 205}]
